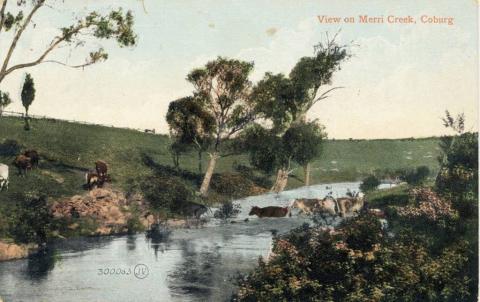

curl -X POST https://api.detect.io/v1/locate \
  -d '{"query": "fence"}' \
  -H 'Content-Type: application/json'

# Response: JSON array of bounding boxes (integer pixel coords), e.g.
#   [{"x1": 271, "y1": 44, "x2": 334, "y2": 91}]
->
[{"x1": 0, "y1": 110, "x2": 159, "y2": 134}]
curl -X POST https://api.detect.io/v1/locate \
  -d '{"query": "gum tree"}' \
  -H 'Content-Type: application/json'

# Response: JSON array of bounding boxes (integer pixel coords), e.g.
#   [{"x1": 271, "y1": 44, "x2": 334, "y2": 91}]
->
[
  {"x1": 187, "y1": 57, "x2": 256, "y2": 197},
  {"x1": 0, "y1": 89, "x2": 11, "y2": 116},
  {"x1": 0, "y1": 0, "x2": 137, "y2": 85},
  {"x1": 253, "y1": 35, "x2": 350, "y2": 189},
  {"x1": 166, "y1": 96, "x2": 216, "y2": 172}
]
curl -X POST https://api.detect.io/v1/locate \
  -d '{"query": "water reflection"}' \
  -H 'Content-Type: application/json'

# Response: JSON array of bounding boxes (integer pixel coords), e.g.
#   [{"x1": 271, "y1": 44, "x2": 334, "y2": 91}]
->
[{"x1": 24, "y1": 248, "x2": 59, "y2": 280}]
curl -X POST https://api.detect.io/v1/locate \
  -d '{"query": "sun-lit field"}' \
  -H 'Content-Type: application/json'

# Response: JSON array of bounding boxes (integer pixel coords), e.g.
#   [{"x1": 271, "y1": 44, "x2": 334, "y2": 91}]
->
[{"x1": 0, "y1": 116, "x2": 441, "y2": 205}]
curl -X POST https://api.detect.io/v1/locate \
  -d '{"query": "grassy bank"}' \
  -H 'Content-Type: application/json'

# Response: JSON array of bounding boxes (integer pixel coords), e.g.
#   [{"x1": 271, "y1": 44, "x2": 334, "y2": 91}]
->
[{"x1": 0, "y1": 116, "x2": 442, "y2": 204}]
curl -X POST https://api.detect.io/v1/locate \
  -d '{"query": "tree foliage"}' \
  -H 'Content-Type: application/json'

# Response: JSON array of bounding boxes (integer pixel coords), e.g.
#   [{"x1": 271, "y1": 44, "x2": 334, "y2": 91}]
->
[
  {"x1": 0, "y1": 89, "x2": 11, "y2": 115},
  {"x1": 360, "y1": 175, "x2": 380, "y2": 193},
  {"x1": 0, "y1": 0, "x2": 137, "y2": 84}
]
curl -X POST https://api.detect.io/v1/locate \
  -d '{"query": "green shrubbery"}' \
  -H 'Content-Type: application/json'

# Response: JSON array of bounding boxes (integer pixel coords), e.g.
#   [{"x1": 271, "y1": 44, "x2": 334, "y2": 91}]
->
[{"x1": 359, "y1": 175, "x2": 380, "y2": 193}]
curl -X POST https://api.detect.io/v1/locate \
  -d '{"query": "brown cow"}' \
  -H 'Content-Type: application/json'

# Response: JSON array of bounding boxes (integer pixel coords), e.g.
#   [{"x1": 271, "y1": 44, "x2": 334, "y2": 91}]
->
[
  {"x1": 249, "y1": 206, "x2": 289, "y2": 218},
  {"x1": 13, "y1": 155, "x2": 32, "y2": 176},
  {"x1": 85, "y1": 170, "x2": 103, "y2": 190},
  {"x1": 23, "y1": 150, "x2": 39, "y2": 168},
  {"x1": 95, "y1": 160, "x2": 108, "y2": 179},
  {"x1": 291, "y1": 198, "x2": 320, "y2": 215}
]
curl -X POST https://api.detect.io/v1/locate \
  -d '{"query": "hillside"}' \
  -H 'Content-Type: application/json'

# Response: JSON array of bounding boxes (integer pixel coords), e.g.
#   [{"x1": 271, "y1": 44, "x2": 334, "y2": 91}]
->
[{"x1": 0, "y1": 116, "x2": 442, "y2": 205}]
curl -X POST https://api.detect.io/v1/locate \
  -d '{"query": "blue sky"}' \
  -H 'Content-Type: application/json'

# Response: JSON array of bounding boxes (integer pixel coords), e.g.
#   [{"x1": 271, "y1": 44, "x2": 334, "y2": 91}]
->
[{"x1": 0, "y1": 0, "x2": 478, "y2": 138}]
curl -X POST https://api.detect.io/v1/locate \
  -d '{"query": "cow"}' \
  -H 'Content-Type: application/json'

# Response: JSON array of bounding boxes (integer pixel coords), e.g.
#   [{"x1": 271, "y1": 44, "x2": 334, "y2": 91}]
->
[
  {"x1": 337, "y1": 193, "x2": 365, "y2": 217},
  {"x1": 249, "y1": 206, "x2": 289, "y2": 218},
  {"x1": 314, "y1": 197, "x2": 338, "y2": 216},
  {"x1": 13, "y1": 155, "x2": 31, "y2": 176},
  {"x1": 183, "y1": 202, "x2": 211, "y2": 219},
  {"x1": 95, "y1": 160, "x2": 108, "y2": 179},
  {"x1": 0, "y1": 163, "x2": 8, "y2": 191},
  {"x1": 23, "y1": 149, "x2": 39, "y2": 168},
  {"x1": 291, "y1": 198, "x2": 320, "y2": 215},
  {"x1": 85, "y1": 170, "x2": 103, "y2": 190}
]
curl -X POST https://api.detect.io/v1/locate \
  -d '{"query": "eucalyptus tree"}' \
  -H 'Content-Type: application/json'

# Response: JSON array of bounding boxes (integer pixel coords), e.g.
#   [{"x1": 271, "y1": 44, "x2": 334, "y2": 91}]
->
[
  {"x1": 187, "y1": 57, "x2": 256, "y2": 197},
  {"x1": 0, "y1": 0, "x2": 137, "y2": 85},
  {"x1": 253, "y1": 36, "x2": 350, "y2": 189},
  {"x1": 166, "y1": 96, "x2": 216, "y2": 172}
]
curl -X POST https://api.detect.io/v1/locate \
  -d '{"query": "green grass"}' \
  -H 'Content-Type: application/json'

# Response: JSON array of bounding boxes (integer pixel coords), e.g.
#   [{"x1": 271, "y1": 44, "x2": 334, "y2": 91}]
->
[{"x1": 0, "y1": 116, "x2": 442, "y2": 205}]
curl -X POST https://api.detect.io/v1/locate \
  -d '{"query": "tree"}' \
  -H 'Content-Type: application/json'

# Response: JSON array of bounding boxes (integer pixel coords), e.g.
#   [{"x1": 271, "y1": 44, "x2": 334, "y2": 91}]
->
[
  {"x1": 21, "y1": 73, "x2": 34, "y2": 130},
  {"x1": 360, "y1": 175, "x2": 380, "y2": 193},
  {"x1": 0, "y1": 0, "x2": 137, "y2": 85},
  {"x1": 0, "y1": 89, "x2": 11, "y2": 116},
  {"x1": 241, "y1": 121, "x2": 326, "y2": 192},
  {"x1": 166, "y1": 96, "x2": 215, "y2": 173},
  {"x1": 186, "y1": 57, "x2": 256, "y2": 196},
  {"x1": 283, "y1": 121, "x2": 327, "y2": 186},
  {"x1": 253, "y1": 36, "x2": 351, "y2": 189}
]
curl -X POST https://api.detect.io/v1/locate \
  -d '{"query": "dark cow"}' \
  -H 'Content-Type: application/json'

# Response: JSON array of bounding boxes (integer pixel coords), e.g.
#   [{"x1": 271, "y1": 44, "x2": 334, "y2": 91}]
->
[
  {"x1": 183, "y1": 202, "x2": 210, "y2": 219},
  {"x1": 23, "y1": 150, "x2": 39, "y2": 168},
  {"x1": 95, "y1": 160, "x2": 108, "y2": 179},
  {"x1": 13, "y1": 155, "x2": 32, "y2": 176},
  {"x1": 249, "y1": 206, "x2": 289, "y2": 218},
  {"x1": 85, "y1": 170, "x2": 103, "y2": 190}
]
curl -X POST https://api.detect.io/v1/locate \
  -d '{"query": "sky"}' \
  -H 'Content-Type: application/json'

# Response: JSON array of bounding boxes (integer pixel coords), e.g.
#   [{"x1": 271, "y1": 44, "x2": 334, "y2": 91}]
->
[{"x1": 0, "y1": 0, "x2": 478, "y2": 139}]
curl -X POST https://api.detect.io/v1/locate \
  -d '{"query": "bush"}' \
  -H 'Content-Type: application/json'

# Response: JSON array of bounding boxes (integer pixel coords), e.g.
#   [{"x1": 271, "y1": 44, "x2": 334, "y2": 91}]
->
[
  {"x1": 140, "y1": 175, "x2": 196, "y2": 217},
  {"x1": 210, "y1": 172, "x2": 257, "y2": 199},
  {"x1": 360, "y1": 175, "x2": 380, "y2": 192},
  {"x1": 213, "y1": 201, "x2": 241, "y2": 220},
  {"x1": 402, "y1": 165, "x2": 430, "y2": 185},
  {"x1": 234, "y1": 214, "x2": 473, "y2": 302},
  {"x1": 8, "y1": 195, "x2": 53, "y2": 244}
]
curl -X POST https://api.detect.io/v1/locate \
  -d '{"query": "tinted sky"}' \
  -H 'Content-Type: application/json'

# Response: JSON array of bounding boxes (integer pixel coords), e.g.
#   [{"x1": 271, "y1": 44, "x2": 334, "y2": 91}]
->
[{"x1": 0, "y1": 0, "x2": 478, "y2": 138}]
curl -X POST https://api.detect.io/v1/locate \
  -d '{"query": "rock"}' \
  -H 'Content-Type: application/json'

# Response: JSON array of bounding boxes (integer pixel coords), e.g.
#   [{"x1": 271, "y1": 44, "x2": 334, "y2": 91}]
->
[{"x1": 0, "y1": 241, "x2": 38, "y2": 261}]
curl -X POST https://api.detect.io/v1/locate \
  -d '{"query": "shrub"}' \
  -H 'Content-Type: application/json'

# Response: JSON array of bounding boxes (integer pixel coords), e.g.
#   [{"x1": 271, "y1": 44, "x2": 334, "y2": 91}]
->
[
  {"x1": 8, "y1": 195, "x2": 53, "y2": 244},
  {"x1": 360, "y1": 175, "x2": 380, "y2": 193},
  {"x1": 402, "y1": 165, "x2": 430, "y2": 185},
  {"x1": 213, "y1": 201, "x2": 241, "y2": 220},
  {"x1": 210, "y1": 172, "x2": 257, "y2": 199},
  {"x1": 140, "y1": 175, "x2": 196, "y2": 217}
]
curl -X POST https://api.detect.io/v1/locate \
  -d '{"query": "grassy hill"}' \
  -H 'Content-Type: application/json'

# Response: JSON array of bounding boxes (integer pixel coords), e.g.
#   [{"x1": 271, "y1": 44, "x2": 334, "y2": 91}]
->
[{"x1": 0, "y1": 116, "x2": 442, "y2": 206}]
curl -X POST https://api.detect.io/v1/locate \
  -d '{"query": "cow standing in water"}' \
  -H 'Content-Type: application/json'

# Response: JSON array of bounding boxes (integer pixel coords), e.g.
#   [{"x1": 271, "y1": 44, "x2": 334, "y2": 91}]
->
[{"x1": 249, "y1": 206, "x2": 290, "y2": 218}]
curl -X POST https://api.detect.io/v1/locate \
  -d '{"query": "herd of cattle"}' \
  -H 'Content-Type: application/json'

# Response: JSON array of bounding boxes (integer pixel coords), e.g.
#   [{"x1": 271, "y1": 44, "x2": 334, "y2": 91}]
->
[
  {"x1": 248, "y1": 192, "x2": 386, "y2": 220},
  {"x1": 0, "y1": 149, "x2": 110, "y2": 192}
]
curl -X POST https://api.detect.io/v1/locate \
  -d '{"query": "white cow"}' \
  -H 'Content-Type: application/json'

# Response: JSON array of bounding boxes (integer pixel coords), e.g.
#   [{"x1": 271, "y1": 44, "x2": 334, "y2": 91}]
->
[{"x1": 0, "y1": 164, "x2": 8, "y2": 191}]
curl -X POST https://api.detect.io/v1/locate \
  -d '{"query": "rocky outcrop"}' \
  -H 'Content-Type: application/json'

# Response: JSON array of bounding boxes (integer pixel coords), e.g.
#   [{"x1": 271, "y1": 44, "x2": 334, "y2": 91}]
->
[
  {"x1": 51, "y1": 187, "x2": 154, "y2": 236},
  {"x1": 0, "y1": 241, "x2": 38, "y2": 261}
]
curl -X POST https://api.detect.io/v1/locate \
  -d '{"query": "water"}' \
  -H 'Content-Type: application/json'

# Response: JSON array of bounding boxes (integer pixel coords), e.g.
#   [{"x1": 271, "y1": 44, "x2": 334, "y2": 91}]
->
[{"x1": 0, "y1": 182, "x2": 389, "y2": 302}]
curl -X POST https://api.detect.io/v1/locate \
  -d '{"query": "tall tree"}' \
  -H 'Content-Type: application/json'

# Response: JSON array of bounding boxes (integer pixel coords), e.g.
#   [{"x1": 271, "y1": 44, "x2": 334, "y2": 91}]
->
[
  {"x1": 283, "y1": 121, "x2": 327, "y2": 187},
  {"x1": 187, "y1": 57, "x2": 256, "y2": 196},
  {"x1": 253, "y1": 36, "x2": 350, "y2": 190},
  {"x1": 21, "y1": 73, "x2": 34, "y2": 130},
  {"x1": 166, "y1": 96, "x2": 216, "y2": 173},
  {"x1": 0, "y1": 0, "x2": 137, "y2": 85},
  {"x1": 0, "y1": 89, "x2": 11, "y2": 116}
]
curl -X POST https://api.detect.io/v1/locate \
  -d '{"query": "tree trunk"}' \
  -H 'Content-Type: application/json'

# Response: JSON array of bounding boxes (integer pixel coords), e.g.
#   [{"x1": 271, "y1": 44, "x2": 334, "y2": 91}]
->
[
  {"x1": 304, "y1": 163, "x2": 311, "y2": 186},
  {"x1": 271, "y1": 168, "x2": 289, "y2": 193},
  {"x1": 199, "y1": 152, "x2": 219, "y2": 197},
  {"x1": 198, "y1": 150, "x2": 203, "y2": 173}
]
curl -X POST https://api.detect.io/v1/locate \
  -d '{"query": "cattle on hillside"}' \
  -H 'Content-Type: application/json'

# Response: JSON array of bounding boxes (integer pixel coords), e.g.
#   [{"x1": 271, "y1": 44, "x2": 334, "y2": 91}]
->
[
  {"x1": 0, "y1": 163, "x2": 8, "y2": 191},
  {"x1": 95, "y1": 160, "x2": 108, "y2": 179},
  {"x1": 13, "y1": 155, "x2": 32, "y2": 176},
  {"x1": 23, "y1": 150, "x2": 39, "y2": 168},
  {"x1": 85, "y1": 170, "x2": 104, "y2": 190}
]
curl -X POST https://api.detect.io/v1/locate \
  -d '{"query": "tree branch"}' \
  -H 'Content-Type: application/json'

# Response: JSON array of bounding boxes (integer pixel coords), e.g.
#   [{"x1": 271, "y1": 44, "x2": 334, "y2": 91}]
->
[
  {"x1": 1, "y1": 0, "x2": 45, "y2": 78},
  {"x1": 312, "y1": 86, "x2": 344, "y2": 104},
  {"x1": 0, "y1": 0, "x2": 7, "y2": 36}
]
